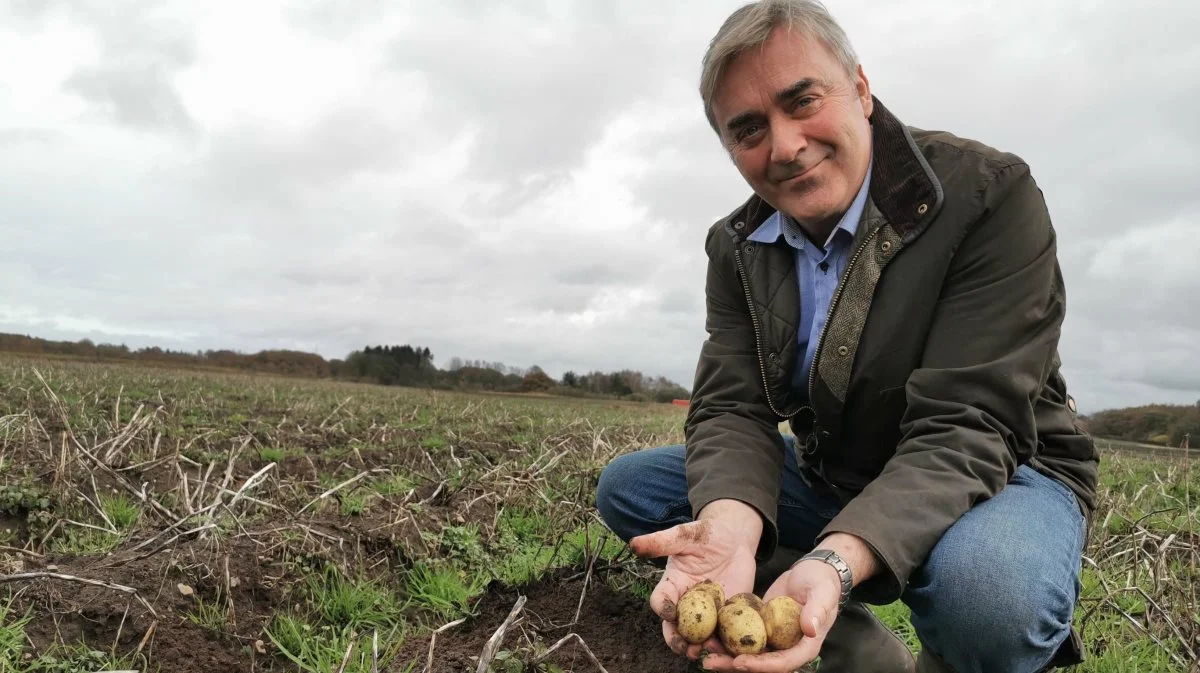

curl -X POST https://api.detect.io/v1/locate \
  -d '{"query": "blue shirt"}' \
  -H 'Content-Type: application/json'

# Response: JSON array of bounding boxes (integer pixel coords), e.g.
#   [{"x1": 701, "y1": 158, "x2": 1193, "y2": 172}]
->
[{"x1": 748, "y1": 168, "x2": 872, "y2": 400}]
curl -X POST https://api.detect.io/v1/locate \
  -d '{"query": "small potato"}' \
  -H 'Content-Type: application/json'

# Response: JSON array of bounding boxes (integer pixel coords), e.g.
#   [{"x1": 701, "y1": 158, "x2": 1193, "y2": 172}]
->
[
  {"x1": 762, "y1": 595, "x2": 804, "y2": 650},
  {"x1": 724, "y1": 592, "x2": 764, "y2": 613},
  {"x1": 717, "y1": 601, "x2": 767, "y2": 656},
  {"x1": 676, "y1": 586, "x2": 720, "y2": 644},
  {"x1": 688, "y1": 579, "x2": 725, "y2": 608}
]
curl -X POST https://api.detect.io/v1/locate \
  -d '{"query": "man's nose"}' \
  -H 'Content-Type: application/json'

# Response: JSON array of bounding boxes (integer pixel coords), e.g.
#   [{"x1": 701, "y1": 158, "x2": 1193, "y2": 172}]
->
[{"x1": 769, "y1": 119, "x2": 808, "y2": 164}]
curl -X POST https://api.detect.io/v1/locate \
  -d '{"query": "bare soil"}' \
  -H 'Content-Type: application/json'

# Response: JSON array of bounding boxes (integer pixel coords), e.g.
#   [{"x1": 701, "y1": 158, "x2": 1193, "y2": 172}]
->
[{"x1": 398, "y1": 569, "x2": 695, "y2": 673}]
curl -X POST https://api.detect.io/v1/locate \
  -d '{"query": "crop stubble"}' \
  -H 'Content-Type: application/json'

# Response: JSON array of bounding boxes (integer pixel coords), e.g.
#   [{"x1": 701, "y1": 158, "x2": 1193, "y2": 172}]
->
[{"x1": 0, "y1": 354, "x2": 1194, "y2": 672}]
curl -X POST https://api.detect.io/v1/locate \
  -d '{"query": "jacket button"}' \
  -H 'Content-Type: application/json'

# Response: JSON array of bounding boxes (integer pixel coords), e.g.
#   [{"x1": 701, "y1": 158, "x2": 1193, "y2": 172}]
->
[
  {"x1": 917, "y1": 203, "x2": 929, "y2": 215},
  {"x1": 837, "y1": 345, "x2": 849, "y2": 356},
  {"x1": 880, "y1": 240, "x2": 892, "y2": 255},
  {"x1": 734, "y1": 221, "x2": 745, "y2": 230},
  {"x1": 769, "y1": 352, "x2": 779, "y2": 363}
]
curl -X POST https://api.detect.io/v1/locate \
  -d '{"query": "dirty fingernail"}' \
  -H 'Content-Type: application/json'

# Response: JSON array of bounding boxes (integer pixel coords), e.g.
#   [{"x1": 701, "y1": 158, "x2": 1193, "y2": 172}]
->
[{"x1": 661, "y1": 599, "x2": 677, "y2": 621}]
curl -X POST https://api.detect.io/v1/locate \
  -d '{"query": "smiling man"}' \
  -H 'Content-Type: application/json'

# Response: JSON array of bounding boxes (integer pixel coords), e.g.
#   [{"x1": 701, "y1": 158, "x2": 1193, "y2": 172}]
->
[{"x1": 594, "y1": 1, "x2": 1099, "y2": 672}]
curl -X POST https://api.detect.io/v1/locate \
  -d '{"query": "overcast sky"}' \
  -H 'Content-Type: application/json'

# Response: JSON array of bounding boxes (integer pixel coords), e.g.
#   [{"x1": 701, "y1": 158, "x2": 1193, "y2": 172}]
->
[{"x1": 1, "y1": 0, "x2": 1197, "y2": 413}]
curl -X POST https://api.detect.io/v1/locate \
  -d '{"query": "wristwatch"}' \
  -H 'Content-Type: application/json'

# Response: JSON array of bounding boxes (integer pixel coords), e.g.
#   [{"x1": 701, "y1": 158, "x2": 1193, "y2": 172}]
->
[{"x1": 796, "y1": 549, "x2": 853, "y2": 610}]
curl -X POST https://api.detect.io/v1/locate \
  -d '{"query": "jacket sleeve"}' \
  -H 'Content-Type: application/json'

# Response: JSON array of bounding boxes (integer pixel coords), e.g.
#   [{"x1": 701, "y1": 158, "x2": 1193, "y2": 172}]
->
[
  {"x1": 817, "y1": 161, "x2": 1064, "y2": 603},
  {"x1": 684, "y1": 224, "x2": 787, "y2": 562}
]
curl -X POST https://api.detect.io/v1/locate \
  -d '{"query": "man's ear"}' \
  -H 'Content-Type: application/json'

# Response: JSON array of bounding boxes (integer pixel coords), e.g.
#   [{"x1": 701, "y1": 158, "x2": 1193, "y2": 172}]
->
[{"x1": 856, "y1": 65, "x2": 873, "y2": 118}]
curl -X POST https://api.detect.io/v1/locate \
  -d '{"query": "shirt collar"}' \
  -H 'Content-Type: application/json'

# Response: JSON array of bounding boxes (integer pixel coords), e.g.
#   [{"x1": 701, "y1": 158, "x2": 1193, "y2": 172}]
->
[{"x1": 748, "y1": 159, "x2": 873, "y2": 248}]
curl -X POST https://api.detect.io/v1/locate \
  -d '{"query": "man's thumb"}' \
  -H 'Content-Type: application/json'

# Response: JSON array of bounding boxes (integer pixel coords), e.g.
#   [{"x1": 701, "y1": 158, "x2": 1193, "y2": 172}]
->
[
  {"x1": 630, "y1": 521, "x2": 706, "y2": 559},
  {"x1": 799, "y1": 598, "x2": 829, "y2": 638}
]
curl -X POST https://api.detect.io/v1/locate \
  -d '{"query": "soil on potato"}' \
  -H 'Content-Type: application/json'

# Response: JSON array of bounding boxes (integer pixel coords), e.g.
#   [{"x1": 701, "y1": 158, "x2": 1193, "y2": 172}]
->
[{"x1": 399, "y1": 569, "x2": 696, "y2": 672}]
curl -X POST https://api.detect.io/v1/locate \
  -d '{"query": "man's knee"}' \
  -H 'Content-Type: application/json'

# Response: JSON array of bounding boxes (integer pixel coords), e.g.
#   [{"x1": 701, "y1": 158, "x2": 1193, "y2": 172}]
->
[
  {"x1": 594, "y1": 452, "x2": 637, "y2": 534},
  {"x1": 595, "y1": 445, "x2": 689, "y2": 542},
  {"x1": 906, "y1": 536, "x2": 1079, "y2": 672}
]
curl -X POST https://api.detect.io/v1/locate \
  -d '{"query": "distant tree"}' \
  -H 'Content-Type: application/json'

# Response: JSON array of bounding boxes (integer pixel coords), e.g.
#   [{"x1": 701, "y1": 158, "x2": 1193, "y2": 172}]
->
[
  {"x1": 608, "y1": 372, "x2": 633, "y2": 397},
  {"x1": 561, "y1": 371, "x2": 578, "y2": 387},
  {"x1": 521, "y1": 367, "x2": 557, "y2": 392}
]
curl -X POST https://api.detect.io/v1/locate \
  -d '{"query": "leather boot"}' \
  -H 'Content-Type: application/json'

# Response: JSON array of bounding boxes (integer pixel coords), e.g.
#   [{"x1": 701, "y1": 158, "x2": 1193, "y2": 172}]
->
[{"x1": 755, "y1": 547, "x2": 916, "y2": 673}]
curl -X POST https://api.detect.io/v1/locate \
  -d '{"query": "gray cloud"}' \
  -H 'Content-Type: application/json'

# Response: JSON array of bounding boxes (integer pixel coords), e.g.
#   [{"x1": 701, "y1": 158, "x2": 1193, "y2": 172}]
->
[
  {"x1": 65, "y1": 64, "x2": 197, "y2": 133},
  {"x1": 0, "y1": 0, "x2": 1196, "y2": 410},
  {"x1": 0, "y1": 128, "x2": 59, "y2": 147},
  {"x1": 44, "y1": 2, "x2": 199, "y2": 134}
]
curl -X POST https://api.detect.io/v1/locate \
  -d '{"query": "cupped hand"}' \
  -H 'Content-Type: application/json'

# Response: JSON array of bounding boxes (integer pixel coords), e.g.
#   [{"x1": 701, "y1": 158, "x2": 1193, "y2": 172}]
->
[
  {"x1": 629, "y1": 510, "x2": 760, "y2": 661},
  {"x1": 698, "y1": 558, "x2": 842, "y2": 672}
]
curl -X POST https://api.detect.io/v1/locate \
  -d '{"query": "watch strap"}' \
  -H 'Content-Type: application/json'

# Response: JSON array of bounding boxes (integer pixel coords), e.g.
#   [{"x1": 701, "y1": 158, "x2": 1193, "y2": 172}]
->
[{"x1": 796, "y1": 549, "x2": 853, "y2": 609}]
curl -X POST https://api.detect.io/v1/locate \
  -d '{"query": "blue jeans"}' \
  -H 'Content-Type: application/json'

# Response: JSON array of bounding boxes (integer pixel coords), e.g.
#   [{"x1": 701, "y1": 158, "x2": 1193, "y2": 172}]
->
[{"x1": 595, "y1": 436, "x2": 1087, "y2": 673}]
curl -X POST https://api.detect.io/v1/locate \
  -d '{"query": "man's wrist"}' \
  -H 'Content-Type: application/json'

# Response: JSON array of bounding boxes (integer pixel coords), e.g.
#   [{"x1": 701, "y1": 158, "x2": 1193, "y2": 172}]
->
[
  {"x1": 811, "y1": 532, "x2": 879, "y2": 586},
  {"x1": 790, "y1": 533, "x2": 879, "y2": 607},
  {"x1": 696, "y1": 498, "x2": 764, "y2": 550},
  {"x1": 796, "y1": 549, "x2": 854, "y2": 608}
]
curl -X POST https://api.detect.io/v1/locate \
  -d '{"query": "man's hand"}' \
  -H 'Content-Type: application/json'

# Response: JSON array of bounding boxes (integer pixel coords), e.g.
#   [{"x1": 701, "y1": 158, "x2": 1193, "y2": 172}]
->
[
  {"x1": 630, "y1": 499, "x2": 763, "y2": 661},
  {"x1": 699, "y1": 533, "x2": 879, "y2": 672}
]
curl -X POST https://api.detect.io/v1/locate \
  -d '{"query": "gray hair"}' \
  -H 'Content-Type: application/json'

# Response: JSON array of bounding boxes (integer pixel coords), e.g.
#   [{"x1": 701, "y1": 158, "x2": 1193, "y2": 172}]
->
[{"x1": 700, "y1": 0, "x2": 860, "y2": 133}]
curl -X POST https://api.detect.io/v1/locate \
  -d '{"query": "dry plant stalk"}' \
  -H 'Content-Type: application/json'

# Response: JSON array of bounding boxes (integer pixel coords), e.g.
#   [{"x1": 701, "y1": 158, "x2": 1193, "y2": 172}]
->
[
  {"x1": 529, "y1": 633, "x2": 610, "y2": 673},
  {"x1": 475, "y1": 595, "x2": 527, "y2": 673},
  {"x1": 425, "y1": 617, "x2": 467, "y2": 673},
  {"x1": 0, "y1": 571, "x2": 159, "y2": 618}
]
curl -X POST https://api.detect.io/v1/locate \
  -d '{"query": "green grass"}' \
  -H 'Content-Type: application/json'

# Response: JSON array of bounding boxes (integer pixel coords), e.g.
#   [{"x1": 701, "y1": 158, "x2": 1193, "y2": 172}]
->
[
  {"x1": 373, "y1": 472, "x2": 416, "y2": 497},
  {"x1": 262, "y1": 564, "x2": 408, "y2": 672},
  {"x1": 0, "y1": 597, "x2": 30, "y2": 670},
  {"x1": 100, "y1": 492, "x2": 140, "y2": 530},
  {"x1": 185, "y1": 594, "x2": 230, "y2": 632},
  {"x1": 264, "y1": 614, "x2": 407, "y2": 673},
  {"x1": 305, "y1": 565, "x2": 403, "y2": 630},
  {"x1": 339, "y1": 491, "x2": 372, "y2": 516},
  {"x1": 259, "y1": 446, "x2": 302, "y2": 462},
  {"x1": 403, "y1": 560, "x2": 489, "y2": 623},
  {"x1": 0, "y1": 598, "x2": 148, "y2": 672}
]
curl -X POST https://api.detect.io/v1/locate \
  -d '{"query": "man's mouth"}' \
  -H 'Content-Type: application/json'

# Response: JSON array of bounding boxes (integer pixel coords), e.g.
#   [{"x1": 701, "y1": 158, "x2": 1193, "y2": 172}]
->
[{"x1": 777, "y1": 157, "x2": 824, "y2": 184}]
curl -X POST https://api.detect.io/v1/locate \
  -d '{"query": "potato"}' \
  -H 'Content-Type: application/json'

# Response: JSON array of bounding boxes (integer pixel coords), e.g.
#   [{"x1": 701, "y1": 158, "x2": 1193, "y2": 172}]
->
[
  {"x1": 688, "y1": 579, "x2": 725, "y2": 608},
  {"x1": 762, "y1": 595, "x2": 804, "y2": 650},
  {"x1": 717, "y1": 601, "x2": 767, "y2": 655},
  {"x1": 675, "y1": 585, "x2": 720, "y2": 643},
  {"x1": 724, "y1": 592, "x2": 764, "y2": 613}
]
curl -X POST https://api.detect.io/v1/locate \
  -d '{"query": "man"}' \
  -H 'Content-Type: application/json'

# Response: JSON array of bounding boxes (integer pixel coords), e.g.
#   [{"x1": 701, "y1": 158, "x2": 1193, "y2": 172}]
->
[{"x1": 594, "y1": 1, "x2": 1099, "y2": 672}]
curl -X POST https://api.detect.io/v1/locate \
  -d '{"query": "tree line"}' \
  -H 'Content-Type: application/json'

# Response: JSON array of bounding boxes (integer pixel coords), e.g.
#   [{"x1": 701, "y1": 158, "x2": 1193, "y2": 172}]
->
[
  {"x1": 0, "y1": 333, "x2": 690, "y2": 403},
  {"x1": 1080, "y1": 403, "x2": 1199, "y2": 448}
]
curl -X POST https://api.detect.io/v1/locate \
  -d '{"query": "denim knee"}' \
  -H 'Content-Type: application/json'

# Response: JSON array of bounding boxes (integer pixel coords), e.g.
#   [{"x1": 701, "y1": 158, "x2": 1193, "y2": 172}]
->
[
  {"x1": 910, "y1": 556, "x2": 1077, "y2": 672},
  {"x1": 905, "y1": 467, "x2": 1085, "y2": 672},
  {"x1": 595, "y1": 445, "x2": 690, "y2": 543},
  {"x1": 595, "y1": 452, "x2": 636, "y2": 538}
]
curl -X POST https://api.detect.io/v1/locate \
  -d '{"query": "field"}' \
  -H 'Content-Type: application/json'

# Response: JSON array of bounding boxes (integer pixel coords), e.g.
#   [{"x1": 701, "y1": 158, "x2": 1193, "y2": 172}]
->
[{"x1": 0, "y1": 355, "x2": 1195, "y2": 672}]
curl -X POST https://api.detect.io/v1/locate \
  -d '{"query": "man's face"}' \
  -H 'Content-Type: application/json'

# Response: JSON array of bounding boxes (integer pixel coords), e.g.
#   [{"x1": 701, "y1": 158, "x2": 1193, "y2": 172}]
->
[{"x1": 711, "y1": 26, "x2": 873, "y2": 235}]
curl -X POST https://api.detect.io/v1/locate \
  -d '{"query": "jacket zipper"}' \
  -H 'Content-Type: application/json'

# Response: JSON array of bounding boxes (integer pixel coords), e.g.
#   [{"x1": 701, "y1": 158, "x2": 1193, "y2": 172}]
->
[
  {"x1": 733, "y1": 245, "x2": 792, "y2": 419},
  {"x1": 808, "y1": 228, "x2": 880, "y2": 402}
]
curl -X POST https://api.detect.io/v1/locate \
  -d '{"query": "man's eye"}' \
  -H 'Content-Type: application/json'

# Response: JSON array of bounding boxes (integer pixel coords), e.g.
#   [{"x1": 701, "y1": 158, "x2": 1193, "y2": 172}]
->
[
  {"x1": 737, "y1": 124, "x2": 762, "y2": 141},
  {"x1": 791, "y1": 96, "x2": 816, "y2": 112}
]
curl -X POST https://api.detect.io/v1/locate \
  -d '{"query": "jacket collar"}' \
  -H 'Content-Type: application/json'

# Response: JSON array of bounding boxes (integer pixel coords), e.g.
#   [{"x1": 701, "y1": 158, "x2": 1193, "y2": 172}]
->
[{"x1": 727, "y1": 96, "x2": 944, "y2": 243}]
